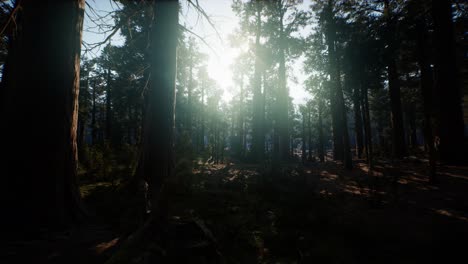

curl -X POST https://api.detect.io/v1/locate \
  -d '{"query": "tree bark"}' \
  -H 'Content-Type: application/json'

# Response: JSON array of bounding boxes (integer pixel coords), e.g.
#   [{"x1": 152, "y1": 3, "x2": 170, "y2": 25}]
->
[
  {"x1": 137, "y1": 0, "x2": 178, "y2": 222},
  {"x1": 432, "y1": 0, "x2": 465, "y2": 164},
  {"x1": 0, "y1": 0, "x2": 86, "y2": 231}
]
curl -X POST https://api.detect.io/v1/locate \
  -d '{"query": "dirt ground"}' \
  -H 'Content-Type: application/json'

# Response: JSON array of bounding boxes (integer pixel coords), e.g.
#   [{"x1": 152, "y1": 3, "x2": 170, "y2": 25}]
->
[{"x1": 3, "y1": 157, "x2": 468, "y2": 264}]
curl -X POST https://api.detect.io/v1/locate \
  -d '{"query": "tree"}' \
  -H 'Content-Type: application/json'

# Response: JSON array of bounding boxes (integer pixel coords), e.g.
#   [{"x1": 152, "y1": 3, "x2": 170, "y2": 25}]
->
[
  {"x1": 136, "y1": 0, "x2": 179, "y2": 222},
  {"x1": 0, "y1": 0, "x2": 86, "y2": 231},
  {"x1": 432, "y1": 0, "x2": 465, "y2": 164}
]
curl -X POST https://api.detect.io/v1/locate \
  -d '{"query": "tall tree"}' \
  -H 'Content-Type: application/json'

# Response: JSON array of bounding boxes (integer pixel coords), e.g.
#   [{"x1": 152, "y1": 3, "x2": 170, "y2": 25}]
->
[
  {"x1": 136, "y1": 0, "x2": 179, "y2": 222},
  {"x1": 0, "y1": 0, "x2": 86, "y2": 231},
  {"x1": 383, "y1": 0, "x2": 407, "y2": 159},
  {"x1": 432, "y1": 0, "x2": 465, "y2": 163},
  {"x1": 324, "y1": 0, "x2": 352, "y2": 169}
]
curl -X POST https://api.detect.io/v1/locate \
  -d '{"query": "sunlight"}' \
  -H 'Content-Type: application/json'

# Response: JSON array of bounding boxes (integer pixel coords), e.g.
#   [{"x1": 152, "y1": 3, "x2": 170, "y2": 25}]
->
[{"x1": 206, "y1": 45, "x2": 239, "y2": 102}]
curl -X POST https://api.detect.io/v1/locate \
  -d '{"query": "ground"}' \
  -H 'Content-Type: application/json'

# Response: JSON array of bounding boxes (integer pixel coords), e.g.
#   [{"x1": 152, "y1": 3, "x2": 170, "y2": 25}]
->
[{"x1": 3, "y1": 156, "x2": 468, "y2": 263}]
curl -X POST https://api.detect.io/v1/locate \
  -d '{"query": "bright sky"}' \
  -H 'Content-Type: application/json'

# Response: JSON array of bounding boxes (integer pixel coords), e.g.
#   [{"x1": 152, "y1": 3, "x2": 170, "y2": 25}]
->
[{"x1": 83, "y1": 0, "x2": 310, "y2": 106}]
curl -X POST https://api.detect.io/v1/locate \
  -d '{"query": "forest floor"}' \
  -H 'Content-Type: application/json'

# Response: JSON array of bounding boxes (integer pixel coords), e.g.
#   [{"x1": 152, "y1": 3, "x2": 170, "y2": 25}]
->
[
  {"x1": 165, "y1": 157, "x2": 468, "y2": 263},
  {"x1": 3, "y1": 156, "x2": 468, "y2": 264}
]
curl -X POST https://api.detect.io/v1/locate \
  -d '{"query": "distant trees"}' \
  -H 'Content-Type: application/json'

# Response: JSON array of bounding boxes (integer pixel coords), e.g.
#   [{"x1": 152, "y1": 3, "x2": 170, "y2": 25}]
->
[{"x1": 303, "y1": 0, "x2": 467, "y2": 170}]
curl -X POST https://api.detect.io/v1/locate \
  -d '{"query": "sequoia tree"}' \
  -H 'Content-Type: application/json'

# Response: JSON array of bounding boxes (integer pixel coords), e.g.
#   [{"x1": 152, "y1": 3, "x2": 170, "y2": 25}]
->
[
  {"x1": 136, "y1": 0, "x2": 179, "y2": 222},
  {"x1": 0, "y1": 0, "x2": 86, "y2": 231}
]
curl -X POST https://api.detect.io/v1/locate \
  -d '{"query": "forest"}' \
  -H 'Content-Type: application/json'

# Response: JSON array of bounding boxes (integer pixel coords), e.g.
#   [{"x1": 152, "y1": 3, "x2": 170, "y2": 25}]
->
[{"x1": 1, "y1": 0, "x2": 468, "y2": 263}]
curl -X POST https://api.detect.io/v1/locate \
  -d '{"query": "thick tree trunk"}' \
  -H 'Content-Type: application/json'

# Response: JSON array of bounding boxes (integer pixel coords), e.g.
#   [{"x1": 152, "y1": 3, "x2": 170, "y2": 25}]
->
[
  {"x1": 0, "y1": 0, "x2": 86, "y2": 232},
  {"x1": 137, "y1": 0, "x2": 178, "y2": 222},
  {"x1": 432, "y1": 0, "x2": 465, "y2": 164}
]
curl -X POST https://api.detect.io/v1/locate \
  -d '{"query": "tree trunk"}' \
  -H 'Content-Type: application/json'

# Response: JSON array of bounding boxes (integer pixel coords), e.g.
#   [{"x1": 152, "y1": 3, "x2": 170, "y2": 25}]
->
[
  {"x1": 200, "y1": 79, "x2": 205, "y2": 152},
  {"x1": 432, "y1": 0, "x2": 465, "y2": 164},
  {"x1": 302, "y1": 110, "x2": 306, "y2": 163},
  {"x1": 416, "y1": 20, "x2": 437, "y2": 182},
  {"x1": 238, "y1": 74, "x2": 245, "y2": 158},
  {"x1": 91, "y1": 78, "x2": 98, "y2": 145},
  {"x1": 186, "y1": 41, "x2": 193, "y2": 134},
  {"x1": 388, "y1": 60, "x2": 407, "y2": 158},
  {"x1": 337, "y1": 65, "x2": 353, "y2": 169},
  {"x1": 252, "y1": 1, "x2": 264, "y2": 162},
  {"x1": 105, "y1": 68, "x2": 112, "y2": 143},
  {"x1": 137, "y1": 0, "x2": 178, "y2": 222},
  {"x1": 317, "y1": 99, "x2": 325, "y2": 162},
  {"x1": 325, "y1": 1, "x2": 351, "y2": 169},
  {"x1": 307, "y1": 105, "x2": 313, "y2": 161},
  {"x1": 325, "y1": 2, "x2": 344, "y2": 162},
  {"x1": 361, "y1": 73, "x2": 373, "y2": 165},
  {"x1": 278, "y1": 28, "x2": 289, "y2": 162},
  {"x1": 353, "y1": 82, "x2": 364, "y2": 158},
  {"x1": 0, "y1": 0, "x2": 86, "y2": 232},
  {"x1": 384, "y1": 0, "x2": 406, "y2": 159}
]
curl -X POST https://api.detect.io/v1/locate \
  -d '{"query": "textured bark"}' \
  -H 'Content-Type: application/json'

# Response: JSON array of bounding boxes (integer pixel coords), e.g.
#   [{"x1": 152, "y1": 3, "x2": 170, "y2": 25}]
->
[
  {"x1": 0, "y1": 0, "x2": 86, "y2": 231},
  {"x1": 432, "y1": 0, "x2": 465, "y2": 163}
]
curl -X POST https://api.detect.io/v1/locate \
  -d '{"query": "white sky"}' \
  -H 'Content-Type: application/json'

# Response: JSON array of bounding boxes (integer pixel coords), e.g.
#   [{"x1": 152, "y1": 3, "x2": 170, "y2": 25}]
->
[{"x1": 83, "y1": 0, "x2": 311, "y2": 106}]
